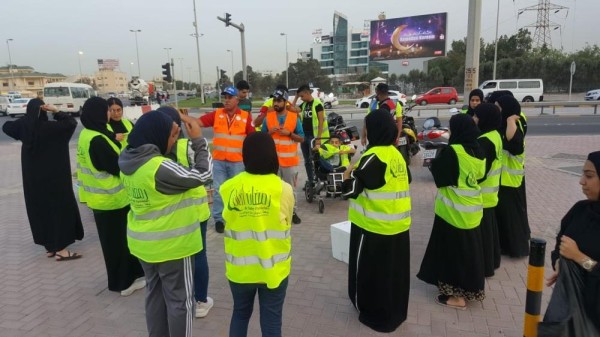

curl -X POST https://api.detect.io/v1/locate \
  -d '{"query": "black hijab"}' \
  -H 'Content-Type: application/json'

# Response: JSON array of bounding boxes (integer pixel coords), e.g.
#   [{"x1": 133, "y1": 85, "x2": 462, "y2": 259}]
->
[
  {"x1": 496, "y1": 95, "x2": 525, "y2": 135},
  {"x1": 127, "y1": 110, "x2": 174, "y2": 154},
  {"x1": 157, "y1": 106, "x2": 184, "y2": 139},
  {"x1": 588, "y1": 151, "x2": 600, "y2": 179},
  {"x1": 242, "y1": 132, "x2": 279, "y2": 175},
  {"x1": 466, "y1": 89, "x2": 484, "y2": 116},
  {"x1": 473, "y1": 103, "x2": 502, "y2": 134},
  {"x1": 449, "y1": 113, "x2": 480, "y2": 148},
  {"x1": 80, "y1": 97, "x2": 120, "y2": 147},
  {"x1": 365, "y1": 108, "x2": 398, "y2": 148},
  {"x1": 21, "y1": 98, "x2": 47, "y2": 151}
]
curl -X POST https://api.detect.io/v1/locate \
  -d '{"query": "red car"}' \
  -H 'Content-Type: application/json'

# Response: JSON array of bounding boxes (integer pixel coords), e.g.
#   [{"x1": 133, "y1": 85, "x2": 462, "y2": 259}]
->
[{"x1": 415, "y1": 87, "x2": 458, "y2": 106}]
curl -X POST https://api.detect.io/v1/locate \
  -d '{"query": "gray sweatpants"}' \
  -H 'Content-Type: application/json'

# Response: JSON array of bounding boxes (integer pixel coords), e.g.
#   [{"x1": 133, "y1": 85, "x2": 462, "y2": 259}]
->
[
  {"x1": 278, "y1": 166, "x2": 298, "y2": 211},
  {"x1": 140, "y1": 256, "x2": 195, "y2": 337}
]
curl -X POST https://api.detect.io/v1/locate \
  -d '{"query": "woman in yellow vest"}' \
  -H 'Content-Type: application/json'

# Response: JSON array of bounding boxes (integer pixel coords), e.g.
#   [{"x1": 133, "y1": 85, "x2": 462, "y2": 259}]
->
[
  {"x1": 341, "y1": 109, "x2": 412, "y2": 333},
  {"x1": 106, "y1": 97, "x2": 133, "y2": 149},
  {"x1": 495, "y1": 95, "x2": 530, "y2": 258},
  {"x1": 77, "y1": 97, "x2": 145, "y2": 295},
  {"x1": 220, "y1": 132, "x2": 293, "y2": 337},
  {"x1": 417, "y1": 113, "x2": 486, "y2": 310},
  {"x1": 473, "y1": 103, "x2": 503, "y2": 277},
  {"x1": 119, "y1": 110, "x2": 212, "y2": 337}
]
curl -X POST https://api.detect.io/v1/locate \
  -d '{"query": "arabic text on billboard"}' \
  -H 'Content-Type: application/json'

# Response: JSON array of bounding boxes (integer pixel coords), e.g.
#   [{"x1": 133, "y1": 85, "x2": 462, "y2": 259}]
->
[
  {"x1": 369, "y1": 12, "x2": 447, "y2": 61},
  {"x1": 97, "y1": 59, "x2": 119, "y2": 70}
]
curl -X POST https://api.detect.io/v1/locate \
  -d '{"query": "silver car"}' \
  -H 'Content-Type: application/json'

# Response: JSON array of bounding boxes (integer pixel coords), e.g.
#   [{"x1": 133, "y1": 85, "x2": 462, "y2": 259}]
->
[{"x1": 584, "y1": 89, "x2": 600, "y2": 101}]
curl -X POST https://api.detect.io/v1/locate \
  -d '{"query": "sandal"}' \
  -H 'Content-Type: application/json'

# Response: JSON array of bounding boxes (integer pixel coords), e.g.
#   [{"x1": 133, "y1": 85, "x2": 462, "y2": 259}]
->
[
  {"x1": 55, "y1": 251, "x2": 82, "y2": 261},
  {"x1": 435, "y1": 294, "x2": 467, "y2": 310},
  {"x1": 46, "y1": 251, "x2": 56, "y2": 258}
]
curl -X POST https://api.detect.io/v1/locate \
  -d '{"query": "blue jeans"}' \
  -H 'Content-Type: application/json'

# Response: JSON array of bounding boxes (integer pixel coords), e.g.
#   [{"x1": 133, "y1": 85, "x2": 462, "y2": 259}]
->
[
  {"x1": 228, "y1": 278, "x2": 288, "y2": 337},
  {"x1": 194, "y1": 220, "x2": 208, "y2": 302},
  {"x1": 212, "y1": 160, "x2": 245, "y2": 223},
  {"x1": 300, "y1": 136, "x2": 315, "y2": 184}
]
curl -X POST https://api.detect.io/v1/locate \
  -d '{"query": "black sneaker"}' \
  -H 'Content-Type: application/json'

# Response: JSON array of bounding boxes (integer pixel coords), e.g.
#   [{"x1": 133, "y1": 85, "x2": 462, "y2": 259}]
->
[
  {"x1": 215, "y1": 221, "x2": 225, "y2": 233},
  {"x1": 292, "y1": 212, "x2": 301, "y2": 225}
]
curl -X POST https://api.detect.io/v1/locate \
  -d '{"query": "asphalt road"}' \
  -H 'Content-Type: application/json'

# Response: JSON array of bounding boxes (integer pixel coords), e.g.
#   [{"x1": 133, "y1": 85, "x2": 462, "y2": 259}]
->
[{"x1": 0, "y1": 107, "x2": 598, "y2": 143}]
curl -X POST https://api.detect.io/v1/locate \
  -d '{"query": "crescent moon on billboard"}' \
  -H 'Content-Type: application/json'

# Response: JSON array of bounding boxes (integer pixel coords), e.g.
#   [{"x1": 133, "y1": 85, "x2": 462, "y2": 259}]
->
[{"x1": 391, "y1": 25, "x2": 414, "y2": 52}]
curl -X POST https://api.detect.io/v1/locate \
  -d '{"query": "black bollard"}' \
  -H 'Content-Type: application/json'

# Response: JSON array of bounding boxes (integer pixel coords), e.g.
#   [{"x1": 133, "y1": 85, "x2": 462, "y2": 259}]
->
[{"x1": 524, "y1": 238, "x2": 546, "y2": 337}]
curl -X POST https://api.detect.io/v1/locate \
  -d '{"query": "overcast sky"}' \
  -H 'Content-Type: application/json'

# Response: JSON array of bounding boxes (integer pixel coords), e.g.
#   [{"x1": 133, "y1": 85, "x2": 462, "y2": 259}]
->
[{"x1": 1, "y1": 0, "x2": 595, "y2": 84}]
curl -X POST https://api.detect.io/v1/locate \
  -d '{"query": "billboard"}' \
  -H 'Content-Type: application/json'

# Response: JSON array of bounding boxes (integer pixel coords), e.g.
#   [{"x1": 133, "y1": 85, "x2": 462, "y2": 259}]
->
[
  {"x1": 369, "y1": 12, "x2": 447, "y2": 61},
  {"x1": 97, "y1": 59, "x2": 119, "y2": 70}
]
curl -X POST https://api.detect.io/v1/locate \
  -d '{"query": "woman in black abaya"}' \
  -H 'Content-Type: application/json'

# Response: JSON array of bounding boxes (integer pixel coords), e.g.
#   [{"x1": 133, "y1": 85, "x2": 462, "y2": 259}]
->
[
  {"x1": 342, "y1": 109, "x2": 412, "y2": 333},
  {"x1": 2, "y1": 98, "x2": 83, "y2": 260}
]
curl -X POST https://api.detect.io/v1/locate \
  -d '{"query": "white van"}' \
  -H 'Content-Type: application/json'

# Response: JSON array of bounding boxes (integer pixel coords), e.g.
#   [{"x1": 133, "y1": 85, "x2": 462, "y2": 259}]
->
[
  {"x1": 0, "y1": 96, "x2": 10, "y2": 116},
  {"x1": 479, "y1": 79, "x2": 544, "y2": 102},
  {"x1": 43, "y1": 82, "x2": 96, "y2": 116}
]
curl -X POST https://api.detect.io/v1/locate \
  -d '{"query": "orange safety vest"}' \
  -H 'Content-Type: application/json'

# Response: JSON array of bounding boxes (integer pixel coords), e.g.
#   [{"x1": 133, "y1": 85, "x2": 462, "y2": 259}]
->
[
  {"x1": 266, "y1": 111, "x2": 299, "y2": 167},
  {"x1": 213, "y1": 108, "x2": 250, "y2": 162}
]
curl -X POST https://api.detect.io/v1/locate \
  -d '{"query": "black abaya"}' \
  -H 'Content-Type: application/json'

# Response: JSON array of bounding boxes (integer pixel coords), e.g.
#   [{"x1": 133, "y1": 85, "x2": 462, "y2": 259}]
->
[
  {"x1": 497, "y1": 178, "x2": 530, "y2": 257},
  {"x1": 2, "y1": 105, "x2": 83, "y2": 252}
]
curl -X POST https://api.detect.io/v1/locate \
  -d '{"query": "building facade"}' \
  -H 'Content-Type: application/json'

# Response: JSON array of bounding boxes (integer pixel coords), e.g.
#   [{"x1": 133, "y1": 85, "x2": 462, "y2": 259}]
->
[
  {"x1": 0, "y1": 66, "x2": 66, "y2": 97},
  {"x1": 95, "y1": 69, "x2": 129, "y2": 94}
]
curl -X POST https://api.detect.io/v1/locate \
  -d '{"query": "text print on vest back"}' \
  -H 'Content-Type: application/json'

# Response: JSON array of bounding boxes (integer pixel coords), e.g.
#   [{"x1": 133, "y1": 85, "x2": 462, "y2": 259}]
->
[
  {"x1": 227, "y1": 185, "x2": 273, "y2": 217},
  {"x1": 466, "y1": 171, "x2": 478, "y2": 188},
  {"x1": 128, "y1": 187, "x2": 149, "y2": 203},
  {"x1": 389, "y1": 157, "x2": 407, "y2": 180}
]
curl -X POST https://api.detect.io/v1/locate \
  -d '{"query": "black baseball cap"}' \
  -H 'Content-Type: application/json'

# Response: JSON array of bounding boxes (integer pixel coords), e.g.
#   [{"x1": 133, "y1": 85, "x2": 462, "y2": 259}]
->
[{"x1": 375, "y1": 83, "x2": 389, "y2": 93}]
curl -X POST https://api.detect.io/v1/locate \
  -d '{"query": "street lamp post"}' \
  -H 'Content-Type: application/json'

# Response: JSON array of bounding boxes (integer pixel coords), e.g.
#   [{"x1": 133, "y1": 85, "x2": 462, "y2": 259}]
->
[
  {"x1": 492, "y1": 0, "x2": 500, "y2": 80},
  {"x1": 280, "y1": 33, "x2": 288, "y2": 88},
  {"x1": 129, "y1": 29, "x2": 142, "y2": 78},
  {"x1": 192, "y1": 0, "x2": 205, "y2": 103},
  {"x1": 177, "y1": 58, "x2": 184, "y2": 89},
  {"x1": 6, "y1": 39, "x2": 14, "y2": 91},
  {"x1": 129, "y1": 62, "x2": 134, "y2": 77},
  {"x1": 77, "y1": 51, "x2": 84, "y2": 81},
  {"x1": 163, "y1": 48, "x2": 172, "y2": 64},
  {"x1": 226, "y1": 50, "x2": 234, "y2": 82}
]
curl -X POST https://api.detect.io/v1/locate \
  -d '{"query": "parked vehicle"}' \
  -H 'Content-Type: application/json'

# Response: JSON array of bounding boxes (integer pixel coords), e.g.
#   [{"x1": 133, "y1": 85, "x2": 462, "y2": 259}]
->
[
  {"x1": 479, "y1": 79, "x2": 544, "y2": 102},
  {"x1": 415, "y1": 87, "x2": 458, "y2": 106},
  {"x1": 355, "y1": 90, "x2": 408, "y2": 108},
  {"x1": 0, "y1": 96, "x2": 10, "y2": 116},
  {"x1": 43, "y1": 82, "x2": 96, "y2": 116},
  {"x1": 288, "y1": 87, "x2": 339, "y2": 109},
  {"x1": 128, "y1": 78, "x2": 150, "y2": 106},
  {"x1": 7, "y1": 98, "x2": 32, "y2": 118},
  {"x1": 417, "y1": 107, "x2": 458, "y2": 168},
  {"x1": 585, "y1": 89, "x2": 600, "y2": 101}
]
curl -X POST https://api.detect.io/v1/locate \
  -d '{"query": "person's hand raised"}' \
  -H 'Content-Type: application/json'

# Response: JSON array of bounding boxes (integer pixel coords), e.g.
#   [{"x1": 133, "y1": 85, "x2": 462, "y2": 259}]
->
[{"x1": 180, "y1": 113, "x2": 202, "y2": 139}]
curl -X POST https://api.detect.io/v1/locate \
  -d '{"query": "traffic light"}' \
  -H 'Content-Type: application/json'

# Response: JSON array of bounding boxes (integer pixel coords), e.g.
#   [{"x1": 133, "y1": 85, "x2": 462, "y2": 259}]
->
[
  {"x1": 162, "y1": 63, "x2": 172, "y2": 83},
  {"x1": 220, "y1": 69, "x2": 227, "y2": 78},
  {"x1": 225, "y1": 13, "x2": 231, "y2": 26}
]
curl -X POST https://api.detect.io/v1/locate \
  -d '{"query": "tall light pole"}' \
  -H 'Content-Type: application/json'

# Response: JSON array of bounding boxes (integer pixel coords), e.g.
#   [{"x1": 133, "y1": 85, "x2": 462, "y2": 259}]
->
[
  {"x1": 6, "y1": 39, "x2": 14, "y2": 91},
  {"x1": 177, "y1": 58, "x2": 184, "y2": 89},
  {"x1": 492, "y1": 0, "x2": 500, "y2": 80},
  {"x1": 129, "y1": 62, "x2": 134, "y2": 77},
  {"x1": 464, "y1": 0, "x2": 482, "y2": 95},
  {"x1": 226, "y1": 49, "x2": 234, "y2": 81},
  {"x1": 163, "y1": 48, "x2": 172, "y2": 63},
  {"x1": 77, "y1": 51, "x2": 84, "y2": 81},
  {"x1": 129, "y1": 29, "x2": 142, "y2": 78},
  {"x1": 280, "y1": 33, "x2": 288, "y2": 88},
  {"x1": 192, "y1": 0, "x2": 205, "y2": 103}
]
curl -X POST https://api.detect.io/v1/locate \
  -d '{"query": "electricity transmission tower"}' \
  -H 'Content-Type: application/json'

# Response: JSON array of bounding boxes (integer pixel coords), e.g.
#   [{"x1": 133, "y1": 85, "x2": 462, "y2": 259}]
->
[{"x1": 518, "y1": 0, "x2": 568, "y2": 48}]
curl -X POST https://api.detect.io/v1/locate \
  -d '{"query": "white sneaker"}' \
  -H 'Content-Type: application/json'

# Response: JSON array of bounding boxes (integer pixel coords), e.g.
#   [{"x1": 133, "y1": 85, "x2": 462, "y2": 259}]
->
[
  {"x1": 195, "y1": 297, "x2": 214, "y2": 318},
  {"x1": 121, "y1": 277, "x2": 146, "y2": 296}
]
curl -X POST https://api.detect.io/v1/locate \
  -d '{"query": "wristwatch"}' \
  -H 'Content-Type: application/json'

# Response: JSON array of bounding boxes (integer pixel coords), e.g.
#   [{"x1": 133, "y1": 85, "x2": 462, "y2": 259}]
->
[{"x1": 582, "y1": 258, "x2": 597, "y2": 271}]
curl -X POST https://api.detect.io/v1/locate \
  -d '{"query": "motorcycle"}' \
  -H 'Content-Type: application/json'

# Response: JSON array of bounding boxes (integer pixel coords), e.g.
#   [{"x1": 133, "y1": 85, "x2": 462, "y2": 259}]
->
[
  {"x1": 417, "y1": 107, "x2": 458, "y2": 168},
  {"x1": 397, "y1": 100, "x2": 420, "y2": 165},
  {"x1": 327, "y1": 112, "x2": 359, "y2": 146}
]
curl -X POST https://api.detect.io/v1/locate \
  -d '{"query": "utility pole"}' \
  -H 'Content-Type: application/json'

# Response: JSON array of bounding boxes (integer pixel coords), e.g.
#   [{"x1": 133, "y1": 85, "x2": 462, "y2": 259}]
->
[
  {"x1": 6, "y1": 39, "x2": 14, "y2": 92},
  {"x1": 280, "y1": 33, "x2": 289, "y2": 88},
  {"x1": 493, "y1": 0, "x2": 500, "y2": 80},
  {"x1": 518, "y1": 0, "x2": 567, "y2": 48},
  {"x1": 464, "y1": 0, "x2": 482, "y2": 95},
  {"x1": 192, "y1": 0, "x2": 205, "y2": 103},
  {"x1": 217, "y1": 13, "x2": 247, "y2": 81},
  {"x1": 130, "y1": 29, "x2": 142, "y2": 78},
  {"x1": 173, "y1": 58, "x2": 178, "y2": 109}
]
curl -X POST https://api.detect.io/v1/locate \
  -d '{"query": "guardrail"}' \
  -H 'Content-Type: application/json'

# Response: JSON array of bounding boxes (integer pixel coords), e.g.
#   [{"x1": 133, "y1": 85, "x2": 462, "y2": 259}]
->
[{"x1": 331, "y1": 100, "x2": 600, "y2": 120}]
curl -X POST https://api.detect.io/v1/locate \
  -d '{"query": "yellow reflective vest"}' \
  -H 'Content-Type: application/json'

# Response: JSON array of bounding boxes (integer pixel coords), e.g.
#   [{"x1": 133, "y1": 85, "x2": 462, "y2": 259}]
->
[
  {"x1": 300, "y1": 98, "x2": 329, "y2": 138},
  {"x1": 319, "y1": 143, "x2": 350, "y2": 167},
  {"x1": 107, "y1": 119, "x2": 134, "y2": 150},
  {"x1": 479, "y1": 130, "x2": 503, "y2": 208},
  {"x1": 173, "y1": 138, "x2": 211, "y2": 223},
  {"x1": 348, "y1": 145, "x2": 411, "y2": 235},
  {"x1": 77, "y1": 129, "x2": 128, "y2": 210},
  {"x1": 220, "y1": 172, "x2": 291, "y2": 289},
  {"x1": 501, "y1": 114, "x2": 526, "y2": 188},
  {"x1": 122, "y1": 156, "x2": 204, "y2": 263},
  {"x1": 435, "y1": 144, "x2": 485, "y2": 229}
]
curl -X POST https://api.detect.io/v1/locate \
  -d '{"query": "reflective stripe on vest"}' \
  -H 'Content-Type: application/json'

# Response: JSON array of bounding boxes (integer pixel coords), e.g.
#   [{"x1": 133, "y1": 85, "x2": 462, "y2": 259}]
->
[
  {"x1": 122, "y1": 156, "x2": 204, "y2": 263},
  {"x1": 479, "y1": 131, "x2": 503, "y2": 207},
  {"x1": 266, "y1": 111, "x2": 300, "y2": 167},
  {"x1": 501, "y1": 119, "x2": 526, "y2": 188},
  {"x1": 221, "y1": 172, "x2": 291, "y2": 289},
  {"x1": 173, "y1": 138, "x2": 211, "y2": 222},
  {"x1": 212, "y1": 109, "x2": 249, "y2": 162},
  {"x1": 434, "y1": 144, "x2": 485, "y2": 229},
  {"x1": 300, "y1": 98, "x2": 329, "y2": 138},
  {"x1": 348, "y1": 145, "x2": 411, "y2": 235},
  {"x1": 77, "y1": 129, "x2": 129, "y2": 210}
]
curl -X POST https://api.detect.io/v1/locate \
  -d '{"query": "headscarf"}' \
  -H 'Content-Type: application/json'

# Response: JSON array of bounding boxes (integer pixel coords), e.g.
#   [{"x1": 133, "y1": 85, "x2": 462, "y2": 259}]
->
[
  {"x1": 80, "y1": 97, "x2": 120, "y2": 147},
  {"x1": 365, "y1": 108, "x2": 398, "y2": 147},
  {"x1": 157, "y1": 106, "x2": 184, "y2": 139},
  {"x1": 21, "y1": 98, "x2": 47, "y2": 151},
  {"x1": 127, "y1": 110, "x2": 174, "y2": 154},
  {"x1": 448, "y1": 113, "x2": 480, "y2": 148},
  {"x1": 473, "y1": 103, "x2": 502, "y2": 134},
  {"x1": 242, "y1": 132, "x2": 279, "y2": 175},
  {"x1": 466, "y1": 89, "x2": 484, "y2": 116},
  {"x1": 588, "y1": 151, "x2": 600, "y2": 178},
  {"x1": 496, "y1": 95, "x2": 525, "y2": 134},
  {"x1": 485, "y1": 90, "x2": 513, "y2": 104}
]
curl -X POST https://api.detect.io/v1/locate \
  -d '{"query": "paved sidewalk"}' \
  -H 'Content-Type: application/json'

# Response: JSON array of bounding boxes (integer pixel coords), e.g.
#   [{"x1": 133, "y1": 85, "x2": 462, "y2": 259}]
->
[{"x1": 0, "y1": 135, "x2": 598, "y2": 337}]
